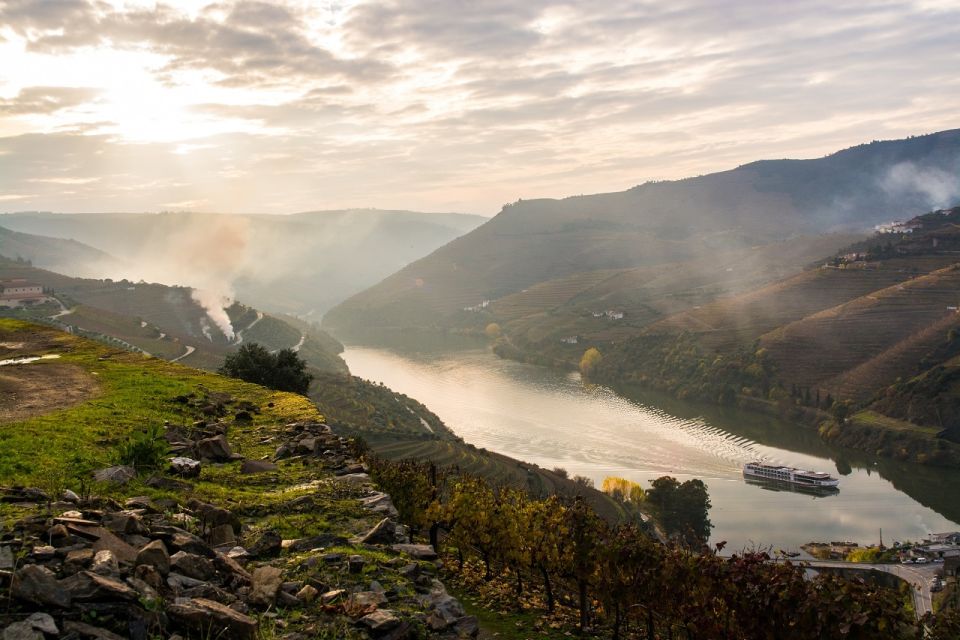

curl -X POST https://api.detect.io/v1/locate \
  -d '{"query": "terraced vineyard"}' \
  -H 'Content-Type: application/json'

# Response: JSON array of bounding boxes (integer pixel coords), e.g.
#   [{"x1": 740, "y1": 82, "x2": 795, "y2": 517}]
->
[{"x1": 760, "y1": 264, "x2": 960, "y2": 391}]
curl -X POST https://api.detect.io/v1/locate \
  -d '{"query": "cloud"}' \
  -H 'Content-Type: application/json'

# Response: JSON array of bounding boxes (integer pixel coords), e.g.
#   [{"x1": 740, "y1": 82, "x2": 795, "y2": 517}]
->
[
  {"x1": 0, "y1": 1, "x2": 958, "y2": 214},
  {"x1": 0, "y1": 86, "x2": 100, "y2": 115}
]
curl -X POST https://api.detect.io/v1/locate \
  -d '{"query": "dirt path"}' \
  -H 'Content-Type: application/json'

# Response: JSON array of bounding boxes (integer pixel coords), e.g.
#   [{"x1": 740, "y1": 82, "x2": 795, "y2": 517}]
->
[{"x1": 0, "y1": 363, "x2": 100, "y2": 424}]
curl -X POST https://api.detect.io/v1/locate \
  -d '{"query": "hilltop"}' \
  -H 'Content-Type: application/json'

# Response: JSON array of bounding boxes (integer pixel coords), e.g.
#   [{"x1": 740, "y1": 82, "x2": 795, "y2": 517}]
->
[
  {"x1": 325, "y1": 129, "x2": 960, "y2": 333},
  {"x1": 0, "y1": 209, "x2": 487, "y2": 318},
  {"x1": 0, "y1": 225, "x2": 126, "y2": 277}
]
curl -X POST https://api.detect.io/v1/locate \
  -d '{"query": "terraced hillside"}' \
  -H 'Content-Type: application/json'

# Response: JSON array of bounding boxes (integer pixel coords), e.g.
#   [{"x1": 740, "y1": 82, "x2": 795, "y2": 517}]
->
[
  {"x1": 327, "y1": 129, "x2": 960, "y2": 333},
  {"x1": 760, "y1": 264, "x2": 960, "y2": 393},
  {"x1": 0, "y1": 258, "x2": 347, "y2": 374}
]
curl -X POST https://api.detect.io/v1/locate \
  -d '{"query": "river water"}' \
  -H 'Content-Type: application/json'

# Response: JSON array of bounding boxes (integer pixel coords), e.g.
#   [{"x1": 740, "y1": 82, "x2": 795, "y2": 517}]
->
[{"x1": 342, "y1": 338, "x2": 960, "y2": 553}]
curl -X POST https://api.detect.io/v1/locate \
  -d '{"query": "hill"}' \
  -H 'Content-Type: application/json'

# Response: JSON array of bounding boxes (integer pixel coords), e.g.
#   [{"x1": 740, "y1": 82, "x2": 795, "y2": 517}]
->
[
  {"x1": 325, "y1": 129, "x2": 960, "y2": 333},
  {"x1": 0, "y1": 209, "x2": 487, "y2": 318},
  {"x1": 0, "y1": 257, "x2": 348, "y2": 374},
  {"x1": 0, "y1": 224, "x2": 126, "y2": 277},
  {"x1": 593, "y1": 206, "x2": 960, "y2": 467}
]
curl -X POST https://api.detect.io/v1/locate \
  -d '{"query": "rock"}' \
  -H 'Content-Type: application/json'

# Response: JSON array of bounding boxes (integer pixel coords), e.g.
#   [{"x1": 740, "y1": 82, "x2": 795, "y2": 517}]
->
[
  {"x1": 240, "y1": 459, "x2": 277, "y2": 474},
  {"x1": 336, "y1": 463, "x2": 365, "y2": 476},
  {"x1": 104, "y1": 511, "x2": 149, "y2": 535},
  {"x1": 1, "y1": 621, "x2": 43, "y2": 640},
  {"x1": 93, "y1": 465, "x2": 136, "y2": 485},
  {"x1": 0, "y1": 546, "x2": 13, "y2": 570},
  {"x1": 359, "y1": 610, "x2": 400, "y2": 634},
  {"x1": 348, "y1": 555, "x2": 366, "y2": 574},
  {"x1": 391, "y1": 544, "x2": 438, "y2": 560},
  {"x1": 89, "y1": 528, "x2": 138, "y2": 564},
  {"x1": 145, "y1": 475, "x2": 192, "y2": 491},
  {"x1": 170, "y1": 551, "x2": 216, "y2": 581},
  {"x1": 24, "y1": 614, "x2": 57, "y2": 636},
  {"x1": 356, "y1": 518, "x2": 396, "y2": 545},
  {"x1": 454, "y1": 616, "x2": 480, "y2": 638},
  {"x1": 62, "y1": 571, "x2": 139, "y2": 602},
  {"x1": 62, "y1": 620, "x2": 127, "y2": 640},
  {"x1": 214, "y1": 551, "x2": 252, "y2": 583},
  {"x1": 338, "y1": 473, "x2": 372, "y2": 484},
  {"x1": 11, "y1": 565, "x2": 71, "y2": 608},
  {"x1": 352, "y1": 591, "x2": 387, "y2": 607},
  {"x1": 134, "y1": 564, "x2": 164, "y2": 591},
  {"x1": 167, "y1": 597, "x2": 258, "y2": 639},
  {"x1": 136, "y1": 539, "x2": 170, "y2": 576},
  {"x1": 208, "y1": 523, "x2": 235, "y2": 547},
  {"x1": 90, "y1": 549, "x2": 119, "y2": 576},
  {"x1": 64, "y1": 548, "x2": 95, "y2": 574},
  {"x1": 165, "y1": 530, "x2": 214, "y2": 557},
  {"x1": 296, "y1": 584, "x2": 318, "y2": 603},
  {"x1": 320, "y1": 588, "x2": 346, "y2": 603},
  {"x1": 63, "y1": 489, "x2": 80, "y2": 502},
  {"x1": 249, "y1": 565, "x2": 283, "y2": 607},
  {"x1": 188, "y1": 499, "x2": 240, "y2": 532},
  {"x1": 196, "y1": 435, "x2": 234, "y2": 462},
  {"x1": 285, "y1": 533, "x2": 348, "y2": 553},
  {"x1": 31, "y1": 546, "x2": 55, "y2": 561},
  {"x1": 295, "y1": 437, "x2": 317, "y2": 454},
  {"x1": 167, "y1": 572, "x2": 209, "y2": 590},
  {"x1": 248, "y1": 530, "x2": 282, "y2": 558},
  {"x1": 274, "y1": 443, "x2": 293, "y2": 460}
]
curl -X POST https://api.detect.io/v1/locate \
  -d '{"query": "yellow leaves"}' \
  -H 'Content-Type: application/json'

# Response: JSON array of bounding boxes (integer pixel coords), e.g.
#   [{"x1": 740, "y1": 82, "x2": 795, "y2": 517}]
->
[
  {"x1": 579, "y1": 347, "x2": 602, "y2": 377},
  {"x1": 484, "y1": 322, "x2": 502, "y2": 339},
  {"x1": 601, "y1": 476, "x2": 645, "y2": 503}
]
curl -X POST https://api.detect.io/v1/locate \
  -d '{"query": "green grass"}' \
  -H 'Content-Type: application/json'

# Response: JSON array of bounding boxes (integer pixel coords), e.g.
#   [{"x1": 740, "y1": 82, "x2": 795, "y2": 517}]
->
[{"x1": 0, "y1": 318, "x2": 319, "y2": 487}]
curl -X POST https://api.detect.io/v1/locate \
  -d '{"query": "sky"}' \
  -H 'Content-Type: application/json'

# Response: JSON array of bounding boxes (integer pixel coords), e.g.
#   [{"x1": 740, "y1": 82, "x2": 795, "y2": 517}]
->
[{"x1": 0, "y1": 0, "x2": 958, "y2": 215}]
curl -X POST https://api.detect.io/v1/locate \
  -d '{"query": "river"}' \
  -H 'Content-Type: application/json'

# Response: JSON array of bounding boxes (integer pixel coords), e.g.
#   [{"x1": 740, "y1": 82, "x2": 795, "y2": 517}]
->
[{"x1": 341, "y1": 338, "x2": 960, "y2": 553}]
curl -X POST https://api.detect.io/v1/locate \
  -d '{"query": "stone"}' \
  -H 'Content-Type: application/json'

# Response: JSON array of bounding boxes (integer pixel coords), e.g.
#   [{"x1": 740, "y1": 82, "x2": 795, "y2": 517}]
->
[
  {"x1": 24, "y1": 614, "x2": 58, "y2": 636},
  {"x1": 320, "y1": 588, "x2": 346, "y2": 604},
  {"x1": 348, "y1": 555, "x2": 366, "y2": 574},
  {"x1": 295, "y1": 437, "x2": 317, "y2": 454},
  {"x1": 134, "y1": 564, "x2": 164, "y2": 591},
  {"x1": 336, "y1": 463, "x2": 365, "y2": 476},
  {"x1": 296, "y1": 584, "x2": 318, "y2": 603},
  {"x1": 11, "y1": 565, "x2": 71, "y2": 608},
  {"x1": 64, "y1": 548, "x2": 95, "y2": 574},
  {"x1": 356, "y1": 518, "x2": 396, "y2": 545},
  {"x1": 285, "y1": 533, "x2": 348, "y2": 553},
  {"x1": 170, "y1": 551, "x2": 216, "y2": 581},
  {"x1": 92, "y1": 465, "x2": 136, "y2": 485},
  {"x1": 352, "y1": 591, "x2": 387, "y2": 607},
  {"x1": 1, "y1": 621, "x2": 42, "y2": 640},
  {"x1": 30, "y1": 546, "x2": 55, "y2": 561},
  {"x1": 249, "y1": 565, "x2": 283, "y2": 607},
  {"x1": 359, "y1": 610, "x2": 400, "y2": 633},
  {"x1": 167, "y1": 572, "x2": 208, "y2": 590},
  {"x1": 136, "y1": 539, "x2": 170, "y2": 576},
  {"x1": 63, "y1": 489, "x2": 80, "y2": 502},
  {"x1": 104, "y1": 511, "x2": 149, "y2": 535},
  {"x1": 196, "y1": 435, "x2": 234, "y2": 461},
  {"x1": 188, "y1": 499, "x2": 240, "y2": 532},
  {"x1": 168, "y1": 530, "x2": 214, "y2": 557},
  {"x1": 208, "y1": 523, "x2": 235, "y2": 547},
  {"x1": 91, "y1": 549, "x2": 119, "y2": 576},
  {"x1": 338, "y1": 473, "x2": 372, "y2": 484},
  {"x1": 240, "y1": 459, "x2": 277, "y2": 474},
  {"x1": 167, "y1": 597, "x2": 258, "y2": 639},
  {"x1": 455, "y1": 615, "x2": 480, "y2": 638},
  {"x1": 90, "y1": 528, "x2": 138, "y2": 564},
  {"x1": 0, "y1": 546, "x2": 13, "y2": 570},
  {"x1": 215, "y1": 551, "x2": 252, "y2": 583},
  {"x1": 391, "y1": 544, "x2": 438, "y2": 560},
  {"x1": 248, "y1": 530, "x2": 282, "y2": 558},
  {"x1": 62, "y1": 571, "x2": 139, "y2": 602},
  {"x1": 63, "y1": 620, "x2": 130, "y2": 640}
]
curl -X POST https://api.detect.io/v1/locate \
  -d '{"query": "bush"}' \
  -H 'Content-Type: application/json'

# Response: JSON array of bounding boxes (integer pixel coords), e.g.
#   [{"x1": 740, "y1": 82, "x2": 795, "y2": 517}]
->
[
  {"x1": 115, "y1": 424, "x2": 168, "y2": 473},
  {"x1": 219, "y1": 343, "x2": 313, "y2": 394}
]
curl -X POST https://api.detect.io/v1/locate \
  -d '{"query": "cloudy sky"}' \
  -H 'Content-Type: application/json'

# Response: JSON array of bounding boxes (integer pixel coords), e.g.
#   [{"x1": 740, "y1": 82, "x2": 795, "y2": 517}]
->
[{"x1": 0, "y1": 0, "x2": 958, "y2": 215}]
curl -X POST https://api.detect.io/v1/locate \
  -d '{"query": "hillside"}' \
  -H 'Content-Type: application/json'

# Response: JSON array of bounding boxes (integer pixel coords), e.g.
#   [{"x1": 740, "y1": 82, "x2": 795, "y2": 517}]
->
[
  {"x1": 0, "y1": 209, "x2": 487, "y2": 318},
  {"x1": 594, "y1": 206, "x2": 960, "y2": 467},
  {"x1": 0, "y1": 225, "x2": 126, "y2": 277},
  {"x1": 0, "y1": 257, "x2": 348, "y2": 374},
  {"x1": 325, "y1": 129, "x2": 960, "y2": 333}
]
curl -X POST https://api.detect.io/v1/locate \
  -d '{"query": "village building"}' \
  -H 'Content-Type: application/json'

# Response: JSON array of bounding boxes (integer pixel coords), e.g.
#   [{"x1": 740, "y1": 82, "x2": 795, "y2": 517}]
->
[{"x1": 0, "y1": 279, "x2": 46, "y2": 305}]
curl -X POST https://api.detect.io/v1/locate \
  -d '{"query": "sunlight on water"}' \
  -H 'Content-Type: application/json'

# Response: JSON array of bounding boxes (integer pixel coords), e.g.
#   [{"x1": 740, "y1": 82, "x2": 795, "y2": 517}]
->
[{"x1": 343, "y1": 345, "x2": 960, "y2": 552}]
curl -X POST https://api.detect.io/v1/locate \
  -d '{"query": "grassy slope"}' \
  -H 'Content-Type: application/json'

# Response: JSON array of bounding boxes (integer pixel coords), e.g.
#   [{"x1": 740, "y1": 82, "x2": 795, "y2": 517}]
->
[{"x1": 0, "y1": 318, "x2": 318, "y2": 488}]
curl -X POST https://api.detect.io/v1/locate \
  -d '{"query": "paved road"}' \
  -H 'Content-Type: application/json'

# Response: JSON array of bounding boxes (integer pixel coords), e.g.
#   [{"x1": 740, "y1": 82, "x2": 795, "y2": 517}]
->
[{"x1": 799, "y1": 558, "x2": 938, "y2": 617}]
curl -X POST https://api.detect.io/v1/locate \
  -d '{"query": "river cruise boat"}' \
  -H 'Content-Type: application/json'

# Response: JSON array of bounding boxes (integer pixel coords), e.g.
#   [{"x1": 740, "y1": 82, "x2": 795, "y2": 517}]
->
[{"x1": 743, "y1": 462, "x2": 839, "y2": 489}]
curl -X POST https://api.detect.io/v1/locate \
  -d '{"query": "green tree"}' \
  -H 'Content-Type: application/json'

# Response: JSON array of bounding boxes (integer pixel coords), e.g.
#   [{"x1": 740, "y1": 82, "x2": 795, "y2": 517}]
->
[{"x1": 218, "y1": 343, "x2": 313, "y2": 394}]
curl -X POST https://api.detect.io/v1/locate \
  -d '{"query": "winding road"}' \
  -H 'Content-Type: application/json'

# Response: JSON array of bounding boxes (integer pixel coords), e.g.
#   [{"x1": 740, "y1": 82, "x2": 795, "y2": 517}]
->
[{"x1": 797, "y1": 558, "x2": 937, "y2": 617}]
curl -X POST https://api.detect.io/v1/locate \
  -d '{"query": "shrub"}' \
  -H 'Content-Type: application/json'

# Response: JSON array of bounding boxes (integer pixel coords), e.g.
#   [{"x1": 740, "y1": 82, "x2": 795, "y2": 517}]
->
[{"x1": 115, "y1": 424, "x2": 168, "y2": 473}]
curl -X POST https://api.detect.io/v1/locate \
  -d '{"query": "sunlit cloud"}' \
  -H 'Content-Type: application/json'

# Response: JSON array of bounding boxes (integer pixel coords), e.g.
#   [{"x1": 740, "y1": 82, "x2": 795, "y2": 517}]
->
[{"x1": 0, "y1": 0, "x2": 958, "y2": 214}]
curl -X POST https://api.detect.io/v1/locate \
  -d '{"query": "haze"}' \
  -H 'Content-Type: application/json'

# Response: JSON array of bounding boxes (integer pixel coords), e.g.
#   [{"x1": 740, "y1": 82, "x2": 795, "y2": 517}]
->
[{"x1": 1, "y1": 0, "x2": 959, "y2": 215}]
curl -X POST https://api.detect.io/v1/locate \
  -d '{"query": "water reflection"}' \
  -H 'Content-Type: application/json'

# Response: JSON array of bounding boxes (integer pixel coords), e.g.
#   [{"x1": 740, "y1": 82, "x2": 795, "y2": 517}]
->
[{"x1": 340, "y1": 338, "x2": 960, "y2": 551}]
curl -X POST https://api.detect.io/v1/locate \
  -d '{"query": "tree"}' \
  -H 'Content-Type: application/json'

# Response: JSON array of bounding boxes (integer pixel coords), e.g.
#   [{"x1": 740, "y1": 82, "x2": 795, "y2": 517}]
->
[
  {"x1": 485, "y1": 322, "x2": 502, "y2": 339},
  {"x1": 579, "y1": 347, "x2": 602, "y2": 377},
  {"x1": 646, "y1": 476, "x2": 712, "y2": 547},
  {"x1": 218, "y1": 343, "x2": 313, "y2": 394}
]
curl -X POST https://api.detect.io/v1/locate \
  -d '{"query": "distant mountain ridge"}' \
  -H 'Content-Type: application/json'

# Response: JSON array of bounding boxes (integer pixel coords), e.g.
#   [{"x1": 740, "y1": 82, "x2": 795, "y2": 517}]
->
[
  {"x1": 0, "y1": 208, "x2": 487, "y2": 318},
  {"x1": 325, "y1": 129, "x2": 960, "y2": 332}
]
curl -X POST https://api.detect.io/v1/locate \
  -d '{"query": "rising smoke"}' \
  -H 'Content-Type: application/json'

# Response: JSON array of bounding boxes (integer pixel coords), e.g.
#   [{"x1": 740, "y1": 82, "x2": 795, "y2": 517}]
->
[{"x1": 883, "y1": 162, "x2": 960, "y2": 210}]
